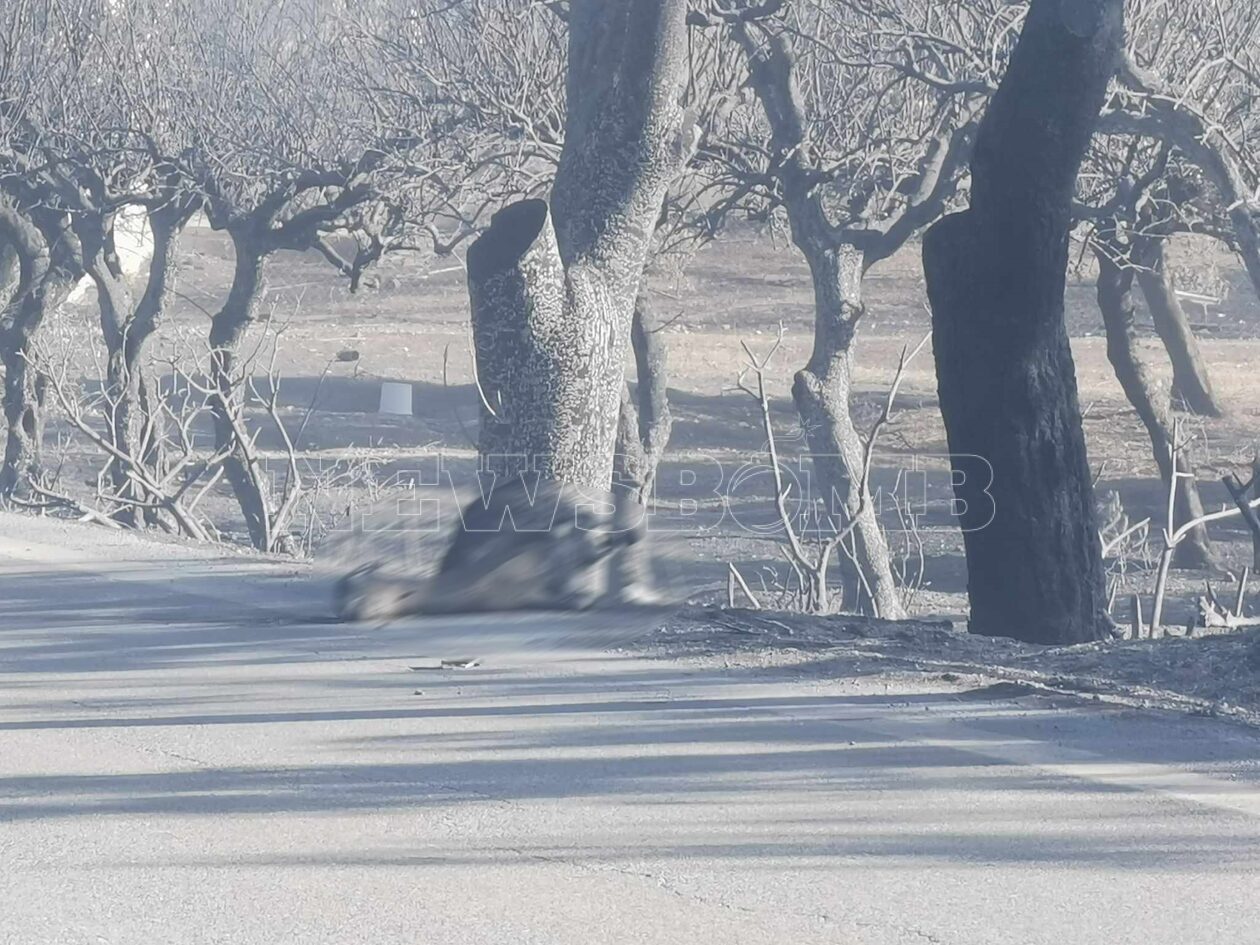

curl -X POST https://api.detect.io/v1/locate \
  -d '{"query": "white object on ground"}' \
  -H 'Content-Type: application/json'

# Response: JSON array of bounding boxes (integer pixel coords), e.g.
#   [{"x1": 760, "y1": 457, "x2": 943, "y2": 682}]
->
[{"x1": 378, "y1": 381, "x2": 414, "y2": 416}]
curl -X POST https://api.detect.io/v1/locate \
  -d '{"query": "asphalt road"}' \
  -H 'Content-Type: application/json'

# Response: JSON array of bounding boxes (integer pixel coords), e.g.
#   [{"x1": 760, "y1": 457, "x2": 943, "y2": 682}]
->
[{"x1": 2, "y1": 514, "x2": 1259, "y2": 945}]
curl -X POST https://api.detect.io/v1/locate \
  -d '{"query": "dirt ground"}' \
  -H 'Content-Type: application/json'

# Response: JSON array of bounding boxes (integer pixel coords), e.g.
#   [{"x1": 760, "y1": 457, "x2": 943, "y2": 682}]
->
[
  {"x1": 645, "y1": 608, "x2": 1260, "y2": 727},
  {"x1": 44, "y1": 223, "x2": 1260, "y2": 635}
]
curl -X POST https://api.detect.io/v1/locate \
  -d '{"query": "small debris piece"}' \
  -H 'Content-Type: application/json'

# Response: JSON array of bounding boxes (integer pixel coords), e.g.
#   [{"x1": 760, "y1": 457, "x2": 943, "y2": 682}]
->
[{"x1": 408, "y1": 658, "x2": 482, "y2": 671}]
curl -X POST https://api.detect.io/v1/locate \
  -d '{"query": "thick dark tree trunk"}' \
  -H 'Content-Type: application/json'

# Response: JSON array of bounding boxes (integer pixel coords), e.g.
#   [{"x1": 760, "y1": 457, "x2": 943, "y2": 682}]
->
[
  {"x1": 615, "y1": 289, "x2": 673, "y2": 502},
  {"x1": 0, "y1": 347, "x2": 44, "y2": 496},
  {"x1": 0, "y1": 205, "x2": 80, "y2": 497},
  {"x1": 467, "y1": 0, "x2": 690, "y2": 491},
  {"x1": 1095, "y1": 242, "x2": 1215, "y2": 570},
  {"x1": 922, "y1": 0, "x2": 1122, "y2": 644},
  {"x1": 1131, "y1": 236, "x2": 1223, "y2": 418},
  {"x1": 209, "y1": 231, "x2": 273, "y2": 549},
  {"x1": 791, "y1": 244, "x2": 905, "y2": 618}
]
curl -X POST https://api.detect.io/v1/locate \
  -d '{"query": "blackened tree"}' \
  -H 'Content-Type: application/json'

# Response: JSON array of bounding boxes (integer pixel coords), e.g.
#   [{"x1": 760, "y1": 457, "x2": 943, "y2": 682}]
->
[{"x1": 923, "y1": 0, "x2": 1124, "y2": 644}]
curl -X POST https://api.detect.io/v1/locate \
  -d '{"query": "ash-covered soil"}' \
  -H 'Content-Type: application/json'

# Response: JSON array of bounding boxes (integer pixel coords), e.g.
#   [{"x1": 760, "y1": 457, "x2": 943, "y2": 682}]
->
[{"x1": 640, "y1": 608, "x2": 1260, "y2": 727}]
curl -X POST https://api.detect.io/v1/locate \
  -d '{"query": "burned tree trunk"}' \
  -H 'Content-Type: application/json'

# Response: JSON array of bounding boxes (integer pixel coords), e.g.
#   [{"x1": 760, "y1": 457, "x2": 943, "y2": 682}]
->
[
  {"x1": 125, "y1": 206, "x2": 188, "y2": 467},
  {"x1": 0, "y1": 342, "x2": 45, "y2": 497},
  {"x1": 469, "y1": 199, "x2": 618, "y2": 485},
  {"x1": 1223, "y1": 463, "x2": 1260, "y2": 572},
  {"x1": 1095, "y1": 239, "x2": 1215, "y2": 569},
  {"x1": 467, "y1": 0, "x2": 691, "y2": 491},
  {"x1": 1132, "y1": 236, "x2": 1223, "y2": 418},
  {"x1": 0, "y1": 204, "x2": 81, "y2": 497},
  {"x1": 86, "y1": 229, "x2": 141, "y2": 515},
  {"x1": 922, "y1": 0, "x2": 1123, "y2": 644}
]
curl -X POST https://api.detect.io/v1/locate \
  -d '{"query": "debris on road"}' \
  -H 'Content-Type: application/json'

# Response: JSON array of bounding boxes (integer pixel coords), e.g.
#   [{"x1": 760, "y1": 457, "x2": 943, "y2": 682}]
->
[{"x1": 408, "y1": 658, "x2": 482, "y2": 670}]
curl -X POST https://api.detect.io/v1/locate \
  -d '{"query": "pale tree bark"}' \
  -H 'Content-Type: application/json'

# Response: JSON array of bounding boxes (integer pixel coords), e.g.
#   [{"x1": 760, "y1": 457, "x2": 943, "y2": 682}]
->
[
  {"x1": 208, "y1": 226, "x2": 272, "y2": 549},
  {"x1": 1131, "y1": 235, "x2": 1223, "y2": 418},
  {"x1": 0, "y1": 242, "x2": 16, "y2": 300},
  {"x1": 86, "y1": 200, "x2": 193, "y2": 523},
  {"x1": 923, "y1": 0, "x2": 1123, "y2": 644},
  {"x1": 790, "y1": 243, "x2": 903, "y2": 617},
  {"x1": 1094, "y1": 234, "x2": 1215, "y2": 569},
  {"x1": 467, "y1": 0, "x2": 692, "y2": 491},
  {"x1": 614, "y1": 289, "x2": 673, "y2": 502},
  {"x1": 730, "y1": 22, "x2": 957, "y2": 619}
]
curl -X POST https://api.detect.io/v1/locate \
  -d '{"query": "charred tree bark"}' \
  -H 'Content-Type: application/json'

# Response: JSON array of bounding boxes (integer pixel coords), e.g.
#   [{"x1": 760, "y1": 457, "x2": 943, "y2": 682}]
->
[
  {"x1": 1131, "y1": 236, "x2": 1223, "y2": 418},
  {"x1": 468, "y1": 199, "x2": 603, "y2": 482},
  {"x1": 0, "y1": 204, "x2": 81, "y2": 497},
  {"x1": 1095, "y1": 240, "x2": 1215, "y2": 569},
  {"x1": 87, "y1": 231, "x2": 141, "y2": 517},
  {"x1": 1223, "y1": 464, "x2": 1260, "y2": 572},
  {"x1": 923, "y1": 0, "x2": 1122, "y2": 644},
  {"x1": 0, "y1": 343, "x2": 45, "y2": 497},
  {"x1": 467, "y1": 0, "x2": 691, "y2": 491},
  {"x1": 612, "y1": 290, "x2": 673, "y2": 603}
]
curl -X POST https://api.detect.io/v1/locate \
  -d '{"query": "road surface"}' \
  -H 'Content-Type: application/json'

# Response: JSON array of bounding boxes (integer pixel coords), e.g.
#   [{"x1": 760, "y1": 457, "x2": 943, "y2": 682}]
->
[{"x1": 2, "y1": 513, "x2": 1259, "y2": 945}]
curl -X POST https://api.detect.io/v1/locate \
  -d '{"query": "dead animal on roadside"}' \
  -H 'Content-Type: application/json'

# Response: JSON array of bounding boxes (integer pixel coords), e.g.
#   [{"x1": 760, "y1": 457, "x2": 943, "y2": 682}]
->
[{"x1": 334, "y1": 478, "x2": 655, "y2": 621}]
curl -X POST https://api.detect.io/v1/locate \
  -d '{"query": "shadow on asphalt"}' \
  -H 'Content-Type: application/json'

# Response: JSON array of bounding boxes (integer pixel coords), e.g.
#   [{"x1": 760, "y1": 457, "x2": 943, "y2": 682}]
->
[{"x1": 4, "y1": 559, "x2": 1260, "y2": 874}]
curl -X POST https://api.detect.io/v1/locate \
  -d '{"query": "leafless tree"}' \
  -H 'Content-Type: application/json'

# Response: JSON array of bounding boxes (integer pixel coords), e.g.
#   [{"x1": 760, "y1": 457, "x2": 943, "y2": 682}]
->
[
  {"x1": 1079, "y1": 140, "x2": 1222, "y2": 568},
  {"x1": 1102, "y1": 0, "x2": 1260, "y2": 302},
  {"x1": 153, "y1": 0, "x2": 475, "y2": 550},
  {"x1": 923, "y1": 0, "x2": 1123, "y2": 644},
  {"x1": 379, "y1": 2, "x2": 747, "y2": 504},
  {"x1": 737, "y1": 325, "x2": 927, "y2": 613},
  {"x1": 685, "y1": 0, "x2": 1000, "y2": 617},
  {"x1": 0, "y1": 0, "x2": 99, "y2": 496},
  {"x1": 13, "y1": 0, "x2": 204, "y2": 522},
  {"x1": 29, "y1": 321, "x2": 225, "y2": 540}
]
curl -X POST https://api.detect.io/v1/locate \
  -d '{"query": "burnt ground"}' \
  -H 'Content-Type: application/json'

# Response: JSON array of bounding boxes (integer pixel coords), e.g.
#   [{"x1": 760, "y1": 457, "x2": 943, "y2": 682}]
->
[
  {"x1": 36, "y1": 221, "x2": 1260, "y2": 658},
  {"x1": 644, "y1": 609, "x2": 1260, "y2": 728}
]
